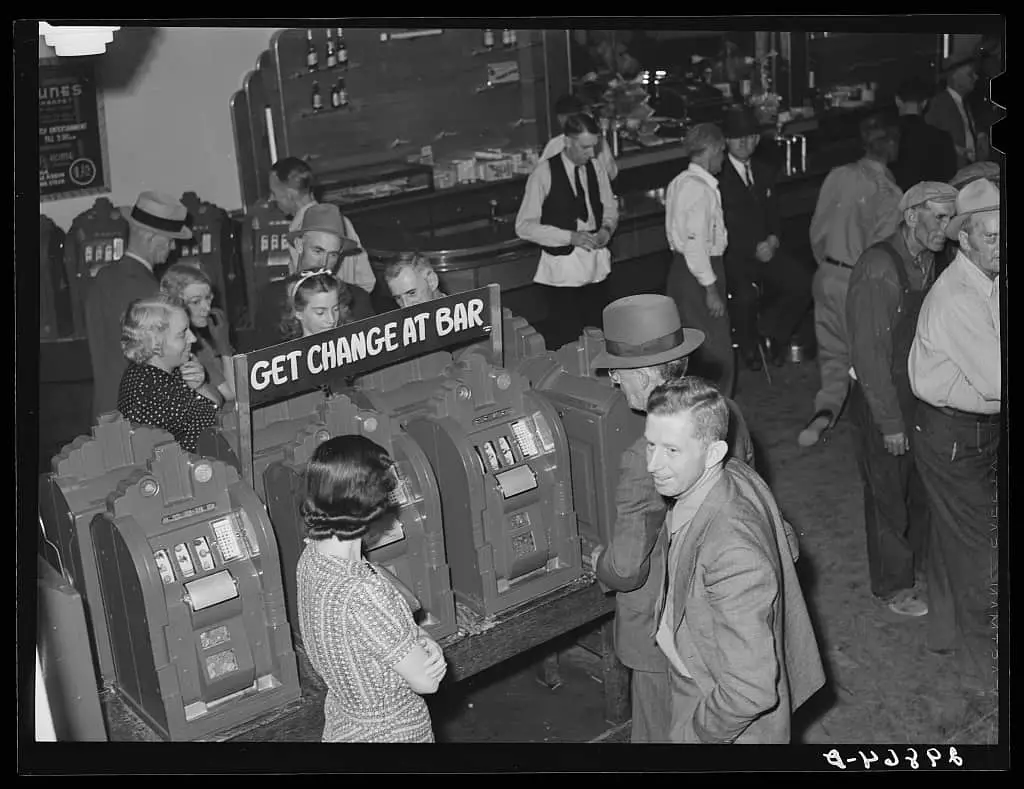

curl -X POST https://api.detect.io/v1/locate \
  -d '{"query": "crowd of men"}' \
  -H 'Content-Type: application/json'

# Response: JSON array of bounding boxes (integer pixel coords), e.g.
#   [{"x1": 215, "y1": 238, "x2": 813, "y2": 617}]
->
[{"x1": 80, "y1": 49, "x2": 1001, "y2": 744}]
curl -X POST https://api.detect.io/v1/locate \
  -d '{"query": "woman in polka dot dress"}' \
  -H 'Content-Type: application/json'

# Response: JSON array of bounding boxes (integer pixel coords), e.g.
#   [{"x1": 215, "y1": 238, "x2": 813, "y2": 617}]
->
[
  {"x1": 116, "y1": 295, "x2": 221, "y2": 453},
  {"x1": 296, "y1": 435, "x2": 447, "y2": 742}
]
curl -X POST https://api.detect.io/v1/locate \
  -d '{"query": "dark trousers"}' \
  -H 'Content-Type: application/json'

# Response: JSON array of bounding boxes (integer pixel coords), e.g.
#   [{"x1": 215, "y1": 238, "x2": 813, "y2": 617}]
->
[
  {"x1": 630, "y1": 669, "x2": 670, "y2": 743},
  {"x1": 724, "y1": 249, "x2": 813, "y2": 356},
  {"x1": 666, "y1": 253, "x2": 735, "y2": 398},
  {"x1": 912, "y1": 403, "x2": 999, "y2": 688},
  {"x1": 849, "y1": 383, "x2": 930, "y2": 599},
  {"x1": 541, "y1": 279, "x2": 610, "y2": 351}
]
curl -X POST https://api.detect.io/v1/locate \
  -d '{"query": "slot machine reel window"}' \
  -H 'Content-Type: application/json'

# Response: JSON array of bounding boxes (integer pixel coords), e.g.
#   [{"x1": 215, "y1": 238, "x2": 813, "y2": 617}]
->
[
  {"x1": 510, "y1": 412, "x2": 557, "y2": 459},
  {"x1": 210, "y1": 514, "x2": 252, "y2": 563}
]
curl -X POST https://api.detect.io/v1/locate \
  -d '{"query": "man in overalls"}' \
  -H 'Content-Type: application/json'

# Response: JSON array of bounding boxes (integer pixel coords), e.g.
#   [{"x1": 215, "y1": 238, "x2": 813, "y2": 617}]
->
[{"x1": 845, "y1": 181, "x2": 959, "y2": 617}]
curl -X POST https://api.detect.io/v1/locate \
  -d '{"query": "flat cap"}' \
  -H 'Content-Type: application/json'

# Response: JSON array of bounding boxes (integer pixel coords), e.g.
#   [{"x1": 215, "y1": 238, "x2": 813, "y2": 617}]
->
[
  {"x1": 898, "y1": 181, "x2": 959, "y2": 212},
  {"x1": 950, "y1": 161, "x2": 1000, "y2": 189}
]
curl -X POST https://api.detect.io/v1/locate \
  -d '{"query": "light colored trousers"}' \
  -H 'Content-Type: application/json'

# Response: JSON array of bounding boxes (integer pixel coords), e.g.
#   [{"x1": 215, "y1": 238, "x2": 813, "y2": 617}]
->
[{"x1": 812, "y1": 263, "x2": 854, "y2": 417}]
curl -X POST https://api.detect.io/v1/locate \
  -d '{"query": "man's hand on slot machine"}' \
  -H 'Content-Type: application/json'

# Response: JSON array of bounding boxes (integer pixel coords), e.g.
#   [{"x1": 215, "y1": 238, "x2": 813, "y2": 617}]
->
[{"x1": 584, "y1": 543, "x2": 605, "y2": 572}]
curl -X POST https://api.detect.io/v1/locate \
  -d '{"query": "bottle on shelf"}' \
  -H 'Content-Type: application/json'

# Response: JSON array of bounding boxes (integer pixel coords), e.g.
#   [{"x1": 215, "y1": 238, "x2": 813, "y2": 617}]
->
[
  {"x1": 502, "y1": 29, "x2": 513, "y2": 48},
  {"x1": 336, "y1": 76, "x2": 349, "y2": 108},
  {"x1": 311, "y1": 80, "x2": 323, "y2": 112},
  {"x1": 483, "y1": 29, "x2": 495, "y2": 50},
  {"x1": 325, "y1": 28, "x2": 336, "y2": 69},
  {"x1": 306, "y1": 29, "x2": 319, "y2": 72},
  {"x1": 337, "y1": 28, "x2": 348, "y2": 68},
  {"x1": 330, "y1": 80, "x2": 341, "y2": 109}
]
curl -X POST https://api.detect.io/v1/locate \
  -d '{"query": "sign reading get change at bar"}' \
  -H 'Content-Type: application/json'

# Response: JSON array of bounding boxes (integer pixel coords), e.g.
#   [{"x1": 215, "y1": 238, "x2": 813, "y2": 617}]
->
[
  {"x1": 39, "y1": 57, "x2": 111, "y2": 202},
  {"x1": 244, "y1": 288, "x2": 493, "y2": 406}
]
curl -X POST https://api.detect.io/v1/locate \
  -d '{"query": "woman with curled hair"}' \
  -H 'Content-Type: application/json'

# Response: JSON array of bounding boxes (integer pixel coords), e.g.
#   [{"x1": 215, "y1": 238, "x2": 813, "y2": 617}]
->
[
  {"x1": 117, "y1": 295, "x2": 220, "y2": 453},
  {"x1": 296, "y1": 435, "x2": 446, "y2": 743},
  {"x1": 279, "y1": 269, "x2": 352, "y2": 340},
  {"x1": 160, "y1": 263, "x2": 235, "y2": 402}
]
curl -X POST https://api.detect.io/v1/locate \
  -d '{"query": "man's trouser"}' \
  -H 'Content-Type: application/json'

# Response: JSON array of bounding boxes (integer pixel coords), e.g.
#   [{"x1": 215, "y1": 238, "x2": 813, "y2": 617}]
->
[
  {"x1": 849, "y1": 382, "x2": 930, "y2": 599},
  {"x1": 912, "y1": 402, "x2": 1000, "y2": 690},
  {"x1": 667, "y1": 253, "x2": 735, "y2": 398},
  {"x1": 630, "y1": 669, "x2": 670, "y2": 743},
  {"x1": 541, "y1": 279, "x2": 610, "y2": 352},
  {"x1": 725, "y1": 249, "x2": 813, "y2": 358},
  {"x1": 812, "y1": 262, "x2": 853, "y2": 417}
]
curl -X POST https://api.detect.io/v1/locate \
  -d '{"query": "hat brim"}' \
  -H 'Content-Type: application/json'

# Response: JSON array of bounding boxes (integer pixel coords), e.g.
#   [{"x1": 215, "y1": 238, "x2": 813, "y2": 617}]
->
[
  {"x1": 591, "y1": 328, "x2": 706, "y2": 370},
  {"x1": 945, "y1": 206, "x2": 999, "y2": 239},
  {"x1": 121, "y1": 205, "x2": 193, "y2": 240},
  {"x1": 288, "y1": 228, "x2": 362, "y2": 255}
]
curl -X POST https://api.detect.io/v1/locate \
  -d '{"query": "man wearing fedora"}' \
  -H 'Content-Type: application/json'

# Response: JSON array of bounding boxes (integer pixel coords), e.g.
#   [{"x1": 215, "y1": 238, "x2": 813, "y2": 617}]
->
[
  {"x1": 269, "y1": 156, "x2": 376, "y2": 294},
  {"x1": 909, "y1": 178, "x2": 1001, "y2": 694},
  {"x1": 85, "y1": 191, "x2": 192, "y2": 419},
  {"x1": 250, "y1": 202, "x2": 375, "y2": 350},
  {"x1": 664, "y1": 123, "x2": 735, "y2": 397},
  {"x1": 631, "y1": 376, "x2": 824, "y2": 742},
  {"x1": 926, "y1": 53, "x2": 989, "y2": 171},
  {"x1": 590, "y1": 294, "x2": 754, "y2": 742},
  {"x1": 802, "y1": 114, "x2": 903, "y2": 448},
  {"x1": 845, "y1": 181, "x2": 958, "y2": 619},
  {"x1": 718, "y1": 106, "x2": 812, "y2": 372}
]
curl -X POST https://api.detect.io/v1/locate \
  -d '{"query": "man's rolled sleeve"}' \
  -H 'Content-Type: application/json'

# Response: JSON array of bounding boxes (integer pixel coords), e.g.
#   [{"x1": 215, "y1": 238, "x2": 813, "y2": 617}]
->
[
  {"x1": 688, "y1": 543, "x2": 780, "y2": 744},
  {"x1": 846, "y1": 262, "x2": 906, "y2": 435}
]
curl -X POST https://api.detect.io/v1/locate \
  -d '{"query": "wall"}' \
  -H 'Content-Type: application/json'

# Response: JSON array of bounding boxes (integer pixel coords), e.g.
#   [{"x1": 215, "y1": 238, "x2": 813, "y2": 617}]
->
[{"x1": 39, "y1": 26, "x2": 282, "y2": 230}]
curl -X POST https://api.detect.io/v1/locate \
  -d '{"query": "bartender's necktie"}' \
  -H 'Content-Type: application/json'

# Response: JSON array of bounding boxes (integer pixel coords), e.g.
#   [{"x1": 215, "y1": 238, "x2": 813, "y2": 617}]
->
[
  {"x1": 574, "y1": 166, "x2": 590, "y2": 223},
  {"x1": 745, "y1": 161, "x2": 755, "y2": 190}
]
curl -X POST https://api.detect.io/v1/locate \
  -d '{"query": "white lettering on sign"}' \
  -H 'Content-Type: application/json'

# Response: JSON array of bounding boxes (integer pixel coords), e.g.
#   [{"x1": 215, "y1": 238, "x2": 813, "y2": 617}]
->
[
  {"x1": 250, "y1": 360, "x2": 272, "y2": 391},
  {"x1": 435, "y1": 298, "x2": 484, "y2": 337}
]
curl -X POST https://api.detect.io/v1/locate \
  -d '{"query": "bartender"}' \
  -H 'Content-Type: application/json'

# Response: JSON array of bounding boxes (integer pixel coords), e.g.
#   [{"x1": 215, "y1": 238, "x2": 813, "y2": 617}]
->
[
  {"x1": 541, "y1": 94, "x2": 618, "y2": 182},
  {"x1": 515, "y1": 112, "x2": 618, "y2": 351},
  {"x1": 269, "y1": 157, "x2": 377, "y2": 294}
]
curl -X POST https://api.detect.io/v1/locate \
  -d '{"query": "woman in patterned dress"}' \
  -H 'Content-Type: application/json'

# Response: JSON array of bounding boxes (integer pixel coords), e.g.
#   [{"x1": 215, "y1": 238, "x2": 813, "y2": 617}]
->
[
  {"x1": 296, "y1": 435, "x2": 447, "y2": 742},
  {"x1": 116, "y1": 294, "x2": 220, "y2": 453}
]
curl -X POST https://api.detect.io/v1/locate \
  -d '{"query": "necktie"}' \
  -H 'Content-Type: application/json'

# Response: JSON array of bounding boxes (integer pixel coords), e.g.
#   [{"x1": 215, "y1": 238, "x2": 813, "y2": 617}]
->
[
  {"x1": 965, "y1": 105, "x2": 977, "y2": 144},
  {"x1": 745, "y1": 161, "x2": 755, "y2": 190},
  {"x1": 574, "y1": 166, "x2": 590, "y2": 223}
]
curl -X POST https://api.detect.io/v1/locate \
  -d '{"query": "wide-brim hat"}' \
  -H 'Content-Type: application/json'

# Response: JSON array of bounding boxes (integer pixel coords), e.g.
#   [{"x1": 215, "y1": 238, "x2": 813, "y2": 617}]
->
[
  {"x1": 121, "y1": 191, "x2": 193, "y2": 240},
  {"x1": 722, "y1": 105, "x2": 761, "y2": 139},
  {"x1": 591, "y1": 294, "x2": 705, "y2": 370},
  {"x1": 945, "y1": 177, "x2": 1000, "y2": 239},
  {"x1": 288, "y1": 203, "x2": 361, "y2": 255}
]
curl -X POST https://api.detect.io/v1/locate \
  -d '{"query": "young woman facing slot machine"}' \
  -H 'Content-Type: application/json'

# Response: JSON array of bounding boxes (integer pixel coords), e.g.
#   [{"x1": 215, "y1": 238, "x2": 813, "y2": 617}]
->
[
  {"x1": 160, "y1": 263, "x2": 235, "y2": 402},
  {"x1": 116, "y1": 294, "x2": 221, "y2": 453},
  {"x1": 279, "y1": 268, "x2": 352, "y2": 340},
  {"x1": 296, "y1": 435, "x2": 447, "y2": 742}
]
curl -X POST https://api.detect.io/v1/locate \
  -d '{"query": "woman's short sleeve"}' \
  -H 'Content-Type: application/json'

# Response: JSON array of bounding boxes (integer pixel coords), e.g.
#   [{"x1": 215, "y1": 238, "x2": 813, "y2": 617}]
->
[{"x1": 350, "y1": 573, "x2": 418, "y2": 668}]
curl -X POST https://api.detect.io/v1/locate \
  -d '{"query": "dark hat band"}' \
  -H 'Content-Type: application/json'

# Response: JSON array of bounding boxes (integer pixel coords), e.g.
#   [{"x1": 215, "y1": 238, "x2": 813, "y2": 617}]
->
[
  {"x1": 131, "y1": 205, "x2": 188, "y2": 234},
  {"x1": 605, "y1": 328, "x2": 685, "y2": 358}
]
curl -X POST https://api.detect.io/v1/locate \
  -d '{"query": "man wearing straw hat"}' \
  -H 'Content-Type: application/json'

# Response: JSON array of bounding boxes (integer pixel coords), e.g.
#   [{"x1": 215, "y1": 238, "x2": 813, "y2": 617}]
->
[
  {"x1": 85, "y1": 191, "x2": 192, "y2": 419},
  {"x1": 589, "y1": 294, "x2": 754, "y2": 742},
  {"x1": 908, "y1": 178, "x2": 1001, "y2": 695}
]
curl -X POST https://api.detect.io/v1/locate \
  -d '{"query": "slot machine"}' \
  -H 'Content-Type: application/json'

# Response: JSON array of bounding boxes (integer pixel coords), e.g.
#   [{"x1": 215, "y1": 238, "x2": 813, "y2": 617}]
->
[
  {"x1": 175, "y1": 192, "x2": 234, "y2": 317},
  {"x1": 452, "y1": 308, "x2": 548, "y2": 375},
  {"x1": 347, "y1": 351, "x2": 455, "y2": 419},
  {"x1": 62, "y1": 197, "x2": 129, "y2": 337},
  {"x1": 516, "y1": 328, "x2": 644, "y2": 556},
  {"x1": 263, "y1": 393, "x2": 457, "y2": 642},
  {"x1": 195, "y1": 390, "x2": 326, "y2": 504},
  {"x1": 404, "y1": 350, "x2": 582, "y2": 617},
  {"x1": 40, "y1": 215, "x2": 70, "y2": 339},
  {"x1": 89, "y1": 442, "x2": 300, "y2": 741},
  {"x1": 38, "y1": 414, "x2": 175, "y2": 686},
  {"x1": 239, "y1": 198, "x2": 293, "y2": 330}
]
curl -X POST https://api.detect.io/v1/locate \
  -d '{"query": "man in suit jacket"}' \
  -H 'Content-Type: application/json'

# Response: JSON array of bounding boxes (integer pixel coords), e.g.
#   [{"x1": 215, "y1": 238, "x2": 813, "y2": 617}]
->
[
  {"x1": 85, "y1": 191, "x2": 192, "y2": 420},
  {"x1": 645, "y1": 377, "x2": 825, "y2": 743},
  {"x1": 926, "y1": 54, "x2": 989, "y2": 170},
  {"x1": 591, "y1": 295, "x2": 755, "y2": 742},
  {"x1": 719, "y1": 106, "x2": 812, "y2": 371},
  {"x1": 892, "y1": 76, "x2": 959, "y2": 191}
]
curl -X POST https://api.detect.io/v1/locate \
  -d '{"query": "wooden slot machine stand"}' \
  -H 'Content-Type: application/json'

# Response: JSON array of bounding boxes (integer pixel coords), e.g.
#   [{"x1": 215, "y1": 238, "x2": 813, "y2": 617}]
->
[{"x1": 97, "y1": 284, "x2": 630, "y2": 742}]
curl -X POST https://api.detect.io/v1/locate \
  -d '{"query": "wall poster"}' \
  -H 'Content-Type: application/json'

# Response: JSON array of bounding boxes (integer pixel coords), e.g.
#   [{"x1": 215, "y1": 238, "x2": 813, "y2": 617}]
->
[{"x1": 39, "y1": 56, "x2": 111, "y2": 202}]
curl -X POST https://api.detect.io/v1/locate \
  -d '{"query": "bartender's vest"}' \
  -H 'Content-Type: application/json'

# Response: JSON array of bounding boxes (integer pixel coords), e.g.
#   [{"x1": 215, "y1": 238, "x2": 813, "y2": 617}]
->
[{"x1": 540, "y1": 159, "x2": 603, "y2": 256}]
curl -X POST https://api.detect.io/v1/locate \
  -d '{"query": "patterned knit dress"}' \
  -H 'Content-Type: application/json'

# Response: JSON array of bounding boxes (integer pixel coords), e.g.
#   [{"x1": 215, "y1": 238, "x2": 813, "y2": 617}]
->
[{"x1": 296, "y1": 543, "x2": 434, "y2": 742}]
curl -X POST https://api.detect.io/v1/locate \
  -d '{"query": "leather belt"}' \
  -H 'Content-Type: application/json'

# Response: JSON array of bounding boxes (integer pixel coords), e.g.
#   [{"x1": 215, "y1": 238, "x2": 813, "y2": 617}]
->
[
  {"x1": 824, "y1": 257, "x2": 854, "y2": 270},
  {"x1": 925, "y1": 402, "x2": 1001, "y2": 424}
]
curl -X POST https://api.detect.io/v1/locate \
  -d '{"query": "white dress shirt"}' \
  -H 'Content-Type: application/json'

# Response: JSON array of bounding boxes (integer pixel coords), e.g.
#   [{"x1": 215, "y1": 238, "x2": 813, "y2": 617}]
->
[
  {"x1": 288, "y1": 199, "x2": 376, "y2": 293},
  {"x1": 665, "y1": 163, "x2": 728, "y2": 287},
  {"x1": 908, "y1": 250, "x2": 1000, "y2": 413},
  {"x1": 728, "y1": 153, "x2": 753, "y2": 187},
  {"x1": 515, "y1": 152, "x2": 618, "y2": 288},
  {"x1": 947, "y1": 87, "x2": 976, "y2": 159}
]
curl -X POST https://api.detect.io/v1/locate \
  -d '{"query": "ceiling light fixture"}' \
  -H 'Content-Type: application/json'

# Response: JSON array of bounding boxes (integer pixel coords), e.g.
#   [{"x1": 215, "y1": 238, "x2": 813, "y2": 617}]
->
[{"x1": 39, "y1": 23, "x2": 120, "y2": 57}]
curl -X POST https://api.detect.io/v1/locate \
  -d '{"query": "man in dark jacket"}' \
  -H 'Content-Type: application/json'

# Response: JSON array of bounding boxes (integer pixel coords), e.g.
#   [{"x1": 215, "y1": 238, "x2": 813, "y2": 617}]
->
[
  {"x1": 845, "y1": 181, "x2": 958, "y2": 618},
  {"x1": 891, "y1": 77, "x2": 958, "y2": 191},
  {"x1": 85, "y1": 191, "x2": 191, "y2": 419},
  {"x1": 719, "y1": 106, "x2": 812, "y2": 370}
]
